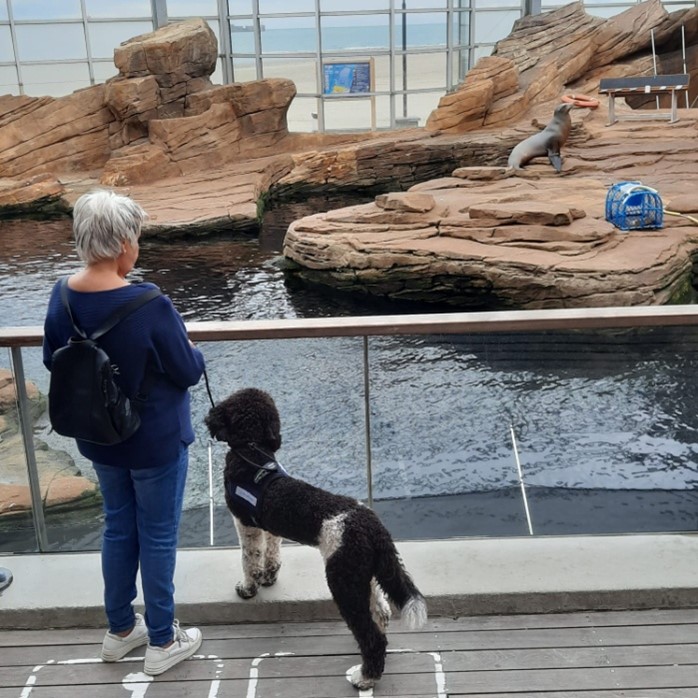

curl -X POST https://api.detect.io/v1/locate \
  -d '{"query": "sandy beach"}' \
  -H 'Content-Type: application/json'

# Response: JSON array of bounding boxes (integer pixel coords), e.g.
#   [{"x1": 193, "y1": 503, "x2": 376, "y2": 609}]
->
[{"x1": 232, "y1": 52, "x2": 451, "y2": 132}]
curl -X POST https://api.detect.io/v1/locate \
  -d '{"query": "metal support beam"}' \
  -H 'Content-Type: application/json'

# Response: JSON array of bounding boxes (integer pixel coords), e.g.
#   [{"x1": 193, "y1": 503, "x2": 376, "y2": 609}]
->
[
  {"x1": 151, "y1": 0, "x2": 168, "y2": 28},
  {"x1": 217, "y1": 0, "x2": 233, "y2": 84},
  {"x1": 362, "y1": 337, "x2": 373, "y2": 509},
  {"x1": 524, "y1": 0, "x2": 541, "y2": 15},
  {"x1": 10, "y1": 348, "x2": 49, "y2": 551}
]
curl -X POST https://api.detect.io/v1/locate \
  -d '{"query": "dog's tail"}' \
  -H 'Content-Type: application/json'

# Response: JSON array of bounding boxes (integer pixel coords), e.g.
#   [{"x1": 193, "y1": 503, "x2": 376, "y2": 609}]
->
[{"x1": 373, "y1": 530, "x2": 427, "y2": 630}]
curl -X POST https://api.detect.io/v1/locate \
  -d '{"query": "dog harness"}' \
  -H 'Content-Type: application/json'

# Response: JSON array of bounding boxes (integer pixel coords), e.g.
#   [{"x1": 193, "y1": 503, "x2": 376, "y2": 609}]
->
[{"x1": 226, "y1": 459, "x2": 289, "y2": 527}]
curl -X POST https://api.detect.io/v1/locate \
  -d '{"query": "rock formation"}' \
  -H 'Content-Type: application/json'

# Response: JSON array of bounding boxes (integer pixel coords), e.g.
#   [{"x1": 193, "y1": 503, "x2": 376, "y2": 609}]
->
[
  {"x1": 1, "y1": 2, "x2": 698, "y2": 308},
  {"x1": 0, "y1": 18, "x2": 302, "y2": 188},
  {"x1": 426, "y1": 0, "x2": 698, "y2": 132},
  {"x1": 281, "y1": 0, "x2": 698, "y2": 309},
  {"x1": 0, "y1": 369, "x2": 100, "y2": 523},
  {"x1": 283, "y1": 107, "x2": 698, "y2": 309}
]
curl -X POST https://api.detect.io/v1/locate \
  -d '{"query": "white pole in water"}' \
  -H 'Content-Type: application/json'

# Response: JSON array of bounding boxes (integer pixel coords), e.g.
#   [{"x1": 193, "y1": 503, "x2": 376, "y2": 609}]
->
[
  {"x1": 208, "y1": 441, "x2": 215, "y2": 546},
  {"x1": 682, "y1": 25, "x2": 689, "y2": 108},
  {"x1": 510, "y1": 424, "x2": 533, "y2": 535},
  {"x1": 651, "y1": 29, "x2": 660, "y2": 110}
]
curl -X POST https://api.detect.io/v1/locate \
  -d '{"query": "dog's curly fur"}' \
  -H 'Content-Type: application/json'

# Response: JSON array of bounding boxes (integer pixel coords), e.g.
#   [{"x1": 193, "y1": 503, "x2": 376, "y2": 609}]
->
[{"x1": 206, "y1": 387, "x2": 427, "y2": 690}]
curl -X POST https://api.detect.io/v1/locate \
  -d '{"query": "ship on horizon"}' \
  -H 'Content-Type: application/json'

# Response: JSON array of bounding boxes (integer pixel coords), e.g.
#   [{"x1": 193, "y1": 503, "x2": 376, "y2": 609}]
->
[{"x1": 231, "y1": 23, "x2": 265, "y2": 32}]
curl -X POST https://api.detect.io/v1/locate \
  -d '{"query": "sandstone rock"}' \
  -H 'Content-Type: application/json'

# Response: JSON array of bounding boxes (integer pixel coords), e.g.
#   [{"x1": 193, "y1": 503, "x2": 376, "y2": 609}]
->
[
  {"x1": 484, "y1": 91, "x2": 531, "y2": 127},
  {"x1": 114, "y1": 18, "x2": 217, "y2": 82},
  {"x1": 494, "y1": 2, "x2": 602, "y2": 74},
  {"x1": 452, "y1": 166, "x2": 513, "y2": 181},
  {"x1": 149, "y1": 102, "x2": 242, "y2": 174},
  {"x1": 105, "y1": 75, "x2": 159, "y2": 144},
  {"x1": 0, "y1": 174, "x2": 66, "y2": 216},
  {"x1": 425, "y1": 79, "x2": 494, "y2": 133},
  {"x1": 0, "y1": 368, "x2": 97, "y2": 521},
  {"x1": 0, "y1": 476, "x2": 98, "y2": 517},
  {"x1": 375, "y1": 192, "x2": 436, "y2": 213},
  {"x1": 440, "y1": 217, "x2": 614, "y2": 247},
  {"x1": 588, "y1": 0, "x2": 673, "y2": 71},
  {"x1": 282, "y1": 125, "x2": 698, "y2": 310},
  {"x1": 0, "y1": 369, "x2": 40, "y2": 413},
  {"x1": 463, "y1": 56, "x2": 519, "y2": 101},
  {"x1": 100, "y1": 143, "x2": 181, "y2": 186},
  {"x1": 0, "y1": 86, "x2": 114, "y2": 178},
  {"x1": 468, "y1": 202, "x2": 577, "y2": 226},
  {"x1": 227, "y1": 79, "x2": 297, "y2": 117},
  {"x1": 665, "y1": 195, "x2": 698, "y2": 214},
  {"x1": 185, "y1": 84, "x2": 239, "y2": 116},
  {"x1": 105, "y1": 75, "x2": 159, "y2": 122}
]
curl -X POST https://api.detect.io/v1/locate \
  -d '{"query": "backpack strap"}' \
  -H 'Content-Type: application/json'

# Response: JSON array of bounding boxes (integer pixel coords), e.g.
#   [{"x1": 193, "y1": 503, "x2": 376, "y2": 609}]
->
[
  {"x1": 59, "y1": 276, "x2": 163, "y2": 341},
  {"x1": 59, "y1": 277, "x2": 87, "y2": 339}
]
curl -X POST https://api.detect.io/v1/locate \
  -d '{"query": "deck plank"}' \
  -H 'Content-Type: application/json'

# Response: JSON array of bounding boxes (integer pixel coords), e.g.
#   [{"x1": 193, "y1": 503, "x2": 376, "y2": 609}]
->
[
  {"x1": 456, "y1": 693, "x2": 698, "y2": 698},
  {"x1": 4, "y1": 608, "x2": 698, "y2": 647},
  {"x1": 4, "y1": 622, "x2": 698, "y2": 667},
  {"x1": 1, "y1": 608, "x2": 698, "y2": 697}
]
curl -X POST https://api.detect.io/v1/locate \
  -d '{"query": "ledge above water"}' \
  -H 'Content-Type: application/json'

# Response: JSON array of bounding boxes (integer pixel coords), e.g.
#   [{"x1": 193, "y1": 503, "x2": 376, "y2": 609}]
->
[{"x1": 2, "y1": 534, "x2": 698, "y2": 630}]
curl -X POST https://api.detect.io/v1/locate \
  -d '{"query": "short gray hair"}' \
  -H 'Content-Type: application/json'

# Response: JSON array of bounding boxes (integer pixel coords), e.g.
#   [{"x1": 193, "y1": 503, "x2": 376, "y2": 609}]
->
[{"x1": 72, "y1": 189, "x2": 146, "y2": 264}]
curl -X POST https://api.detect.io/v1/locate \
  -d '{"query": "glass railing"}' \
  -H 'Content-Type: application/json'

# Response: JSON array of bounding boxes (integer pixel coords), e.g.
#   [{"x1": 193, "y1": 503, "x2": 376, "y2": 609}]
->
[{"x1": 2, "y1": 305, "x2": 698, "y2": 554}]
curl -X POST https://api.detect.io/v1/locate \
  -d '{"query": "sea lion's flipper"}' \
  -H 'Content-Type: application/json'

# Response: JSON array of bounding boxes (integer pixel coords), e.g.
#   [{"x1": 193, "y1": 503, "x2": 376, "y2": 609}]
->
[{"x1": 547, "y1": 148, "x2": 562, "y2": 173}]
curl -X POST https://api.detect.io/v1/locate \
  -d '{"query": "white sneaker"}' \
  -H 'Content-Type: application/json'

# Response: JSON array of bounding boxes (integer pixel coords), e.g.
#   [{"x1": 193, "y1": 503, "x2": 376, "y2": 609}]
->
[
  {"x1": 144, "y1": 620, "x2": 202, "y2": 676},
  {"x1": 100, "y1": 613, "x2": 148, "y2": 662}
]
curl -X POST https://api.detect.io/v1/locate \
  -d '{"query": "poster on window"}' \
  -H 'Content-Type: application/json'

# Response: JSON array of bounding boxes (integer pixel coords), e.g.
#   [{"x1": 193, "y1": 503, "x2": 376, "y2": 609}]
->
[{"x1": 322, "y1": 61, "x2": 372, "y2": 95}]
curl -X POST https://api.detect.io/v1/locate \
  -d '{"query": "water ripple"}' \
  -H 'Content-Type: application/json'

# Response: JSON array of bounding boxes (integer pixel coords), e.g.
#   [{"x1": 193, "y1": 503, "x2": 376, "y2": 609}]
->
[{"x1": 3, "y1": 218, "x2": 698, "y2": 511}]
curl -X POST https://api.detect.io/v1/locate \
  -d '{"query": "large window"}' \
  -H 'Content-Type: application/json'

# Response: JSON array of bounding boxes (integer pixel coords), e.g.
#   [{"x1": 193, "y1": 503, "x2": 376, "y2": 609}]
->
[{"x1": 0, "y1": 0, "x2": 686, "y2": 128}]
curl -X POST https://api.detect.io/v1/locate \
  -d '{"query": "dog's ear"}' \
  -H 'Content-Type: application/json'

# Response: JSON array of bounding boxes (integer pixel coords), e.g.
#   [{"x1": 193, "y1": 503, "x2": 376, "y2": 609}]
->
[{"x1": 205, "y1": 404, "x2": 228, "y2": 443}]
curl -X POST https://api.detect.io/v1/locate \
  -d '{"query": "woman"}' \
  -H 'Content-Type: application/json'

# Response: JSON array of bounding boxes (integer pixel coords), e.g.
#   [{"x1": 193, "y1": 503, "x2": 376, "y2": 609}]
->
[{"x1": 43, "y1": 189, "x2": 205, "y2": 676}]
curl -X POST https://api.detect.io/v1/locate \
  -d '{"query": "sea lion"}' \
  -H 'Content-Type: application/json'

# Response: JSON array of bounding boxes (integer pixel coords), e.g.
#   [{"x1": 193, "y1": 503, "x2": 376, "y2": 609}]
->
[{"x1": 507, "y1": 103, "x2": 574, "y2": 173}]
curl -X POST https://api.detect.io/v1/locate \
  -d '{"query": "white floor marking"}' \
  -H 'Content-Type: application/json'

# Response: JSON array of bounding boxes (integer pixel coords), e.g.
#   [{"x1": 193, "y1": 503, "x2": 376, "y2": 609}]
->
[
  {"x1": 122, "y1": 672, "x2": 153, "y2": 697},
  {"x1": 18, "y1": 646, "x2": 445, "y2": 696},
  {"x1": 18, "y1": 654, "x2": 223, "y2": 697},
  {"x1": 246, "y1": 652, "x2": 295, "y2": 698},
  {"x1": 427, "y1": 651, "x2": 447, "y2": 698},
  {"x1": 18, "y1": 672, "x2": 38, "y2": 698},
  {"x1": 246, "y1": 652, "x2": 269, "y2": 698},
  {"x1": 206, "y1": 653, "x2": 225, "y2": 698}
]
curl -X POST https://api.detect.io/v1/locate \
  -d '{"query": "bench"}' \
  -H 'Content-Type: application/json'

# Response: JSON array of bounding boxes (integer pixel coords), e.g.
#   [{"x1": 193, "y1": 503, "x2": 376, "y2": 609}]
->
[{"x1": 598, "y1": 74, "x2": 689, "y2": 125}]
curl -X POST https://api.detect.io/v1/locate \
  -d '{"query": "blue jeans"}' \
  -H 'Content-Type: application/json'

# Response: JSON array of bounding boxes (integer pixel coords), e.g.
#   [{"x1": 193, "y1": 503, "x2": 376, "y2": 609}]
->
[{"x1": 93, "y1": 443, "x2": 188, "y2": 646}]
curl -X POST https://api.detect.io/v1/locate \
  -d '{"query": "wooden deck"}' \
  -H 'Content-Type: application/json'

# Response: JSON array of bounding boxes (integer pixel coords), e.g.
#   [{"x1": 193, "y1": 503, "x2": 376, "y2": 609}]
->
[
  {"x1": 0, "y1": 610, "x2": 698, "y2": 698},
  {"x1": 2, "y1": 608, "x2": 698, "y2": 697}
]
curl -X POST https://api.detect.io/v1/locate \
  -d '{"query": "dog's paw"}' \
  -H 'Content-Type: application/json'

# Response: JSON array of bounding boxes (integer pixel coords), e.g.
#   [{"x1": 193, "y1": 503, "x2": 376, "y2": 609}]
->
[
  {"x1": 260, "y1": 563, "x2": 281, "y2": 587},
  {"x1": 235, "y1": 581, "x2": 258, "y2": 599},
  {"x1": 349, "y1": 666, "x2": 376, "y2": 691}
]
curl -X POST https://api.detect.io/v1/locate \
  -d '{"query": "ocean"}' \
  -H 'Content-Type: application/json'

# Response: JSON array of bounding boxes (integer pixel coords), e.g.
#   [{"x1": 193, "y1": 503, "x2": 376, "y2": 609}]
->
[{"x1": 231, "y1": 22, "x2": 455, "y2": 56}]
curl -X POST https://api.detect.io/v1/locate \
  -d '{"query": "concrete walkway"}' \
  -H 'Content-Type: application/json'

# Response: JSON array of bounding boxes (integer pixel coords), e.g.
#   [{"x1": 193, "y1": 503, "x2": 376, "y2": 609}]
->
[{"x1": 2, "y1": 533, "x2": 698, "y2": 630}]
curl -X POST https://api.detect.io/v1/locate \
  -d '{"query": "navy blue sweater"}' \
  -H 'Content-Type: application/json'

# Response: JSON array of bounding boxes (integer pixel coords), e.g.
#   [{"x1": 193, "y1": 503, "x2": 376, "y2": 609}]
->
[{"x1": 43, "y1": 280, "x2": 205, "y2": 469}]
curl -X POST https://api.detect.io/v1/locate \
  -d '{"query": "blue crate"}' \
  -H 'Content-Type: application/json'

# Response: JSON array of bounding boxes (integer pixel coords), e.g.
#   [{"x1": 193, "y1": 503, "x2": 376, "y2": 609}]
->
[{"x1": 605, "y1": 181, "x2": 663, "y2": 231}]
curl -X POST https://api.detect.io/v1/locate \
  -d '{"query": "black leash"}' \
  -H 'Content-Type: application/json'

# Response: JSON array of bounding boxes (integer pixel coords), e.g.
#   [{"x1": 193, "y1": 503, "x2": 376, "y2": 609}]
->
[{"x1": 202, "y1": 368, "x2": 216, "y2": 409}]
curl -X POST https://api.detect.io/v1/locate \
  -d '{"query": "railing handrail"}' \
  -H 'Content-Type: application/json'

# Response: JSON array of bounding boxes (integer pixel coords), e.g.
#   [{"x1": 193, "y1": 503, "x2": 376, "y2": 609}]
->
[
  {"x1": 5, "y1": 302, "x2": 698, "y2": 551},
  {"x1": 3, "y1": 304, "x2": 698, "y2": 347}
]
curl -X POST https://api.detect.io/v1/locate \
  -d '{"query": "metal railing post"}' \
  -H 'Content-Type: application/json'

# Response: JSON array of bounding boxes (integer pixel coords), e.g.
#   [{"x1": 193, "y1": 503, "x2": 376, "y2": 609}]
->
[
  {"x1": 218, "y1": 0, "x2": 234, "y2": 84},
  {"x1": 151, "y1": 0, "x2": 168, "y2": 29},
  {"x1": 363, "y1": 336, "x2": 373, "y2": 509},
  {"x1": 10, "y1": 347, "x2": 49, "y2": 551}
]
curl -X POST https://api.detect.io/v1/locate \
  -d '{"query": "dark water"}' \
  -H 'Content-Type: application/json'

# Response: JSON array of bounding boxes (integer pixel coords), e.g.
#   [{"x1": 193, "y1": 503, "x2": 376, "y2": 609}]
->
[{"x1": 2, "y1": 213, "x2": 698, "y2": 551}]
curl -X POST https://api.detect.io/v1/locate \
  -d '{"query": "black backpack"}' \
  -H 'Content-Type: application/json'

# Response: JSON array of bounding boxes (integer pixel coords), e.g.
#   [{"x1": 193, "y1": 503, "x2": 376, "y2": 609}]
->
[{"x1": 48, "y1": 278, "x2": 162, "y2": 445}]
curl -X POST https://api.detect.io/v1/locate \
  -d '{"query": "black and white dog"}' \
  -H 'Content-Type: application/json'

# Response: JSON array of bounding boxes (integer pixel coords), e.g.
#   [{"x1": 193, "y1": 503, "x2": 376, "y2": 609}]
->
[{"x1": 205, "y1": 387, "x2": 428, "y2": 690}]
